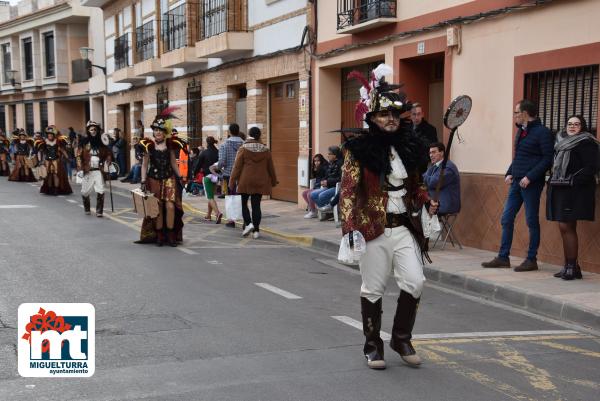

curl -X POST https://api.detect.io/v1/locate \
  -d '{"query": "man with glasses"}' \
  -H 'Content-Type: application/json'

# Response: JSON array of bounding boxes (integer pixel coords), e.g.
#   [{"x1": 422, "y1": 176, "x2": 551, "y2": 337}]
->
[
  {"x1": 410, "y1": 103, "x2": 438, "y2": 146},
  {"x1": 482, "y1": 100, "x2": 553, "y2": 271}
]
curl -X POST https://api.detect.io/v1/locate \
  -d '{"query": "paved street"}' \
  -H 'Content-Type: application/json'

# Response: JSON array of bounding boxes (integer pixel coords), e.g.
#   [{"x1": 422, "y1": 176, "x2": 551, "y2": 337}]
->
[{"x1": 1, "y1": 180, "x2": 599, "y2": 401}]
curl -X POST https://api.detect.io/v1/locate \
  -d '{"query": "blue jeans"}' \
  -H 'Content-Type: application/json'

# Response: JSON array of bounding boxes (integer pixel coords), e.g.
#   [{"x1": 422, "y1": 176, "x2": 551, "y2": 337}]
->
[
  {"x1": 499, "y1": 180, "x2": 544, "y2": 260},
  {"x1": 310, "y1": 187, "x2": 336, "y2": 208}
]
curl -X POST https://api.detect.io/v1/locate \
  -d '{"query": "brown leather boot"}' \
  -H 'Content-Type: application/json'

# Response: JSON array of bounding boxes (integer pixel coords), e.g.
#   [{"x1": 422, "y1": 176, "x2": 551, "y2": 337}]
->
[
  {"x1": 167, "y1": 229, "x2": 177, "y2": 247},
  {"x1": 390, "y1": 291, "x2": 422, "y2": 367},
  {"x1": 481, "y1": 257, "x2": 511, "y2": 268}
]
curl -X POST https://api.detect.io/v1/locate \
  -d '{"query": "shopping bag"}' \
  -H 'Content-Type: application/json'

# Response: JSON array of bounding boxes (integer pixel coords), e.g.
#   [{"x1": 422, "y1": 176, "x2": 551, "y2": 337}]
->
[{"x1": 225, "y1": 195, "x2": 242, "y2": 221}]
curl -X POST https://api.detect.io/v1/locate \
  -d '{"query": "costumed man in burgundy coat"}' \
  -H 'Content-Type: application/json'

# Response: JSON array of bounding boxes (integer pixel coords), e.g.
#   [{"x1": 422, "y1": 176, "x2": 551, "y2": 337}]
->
[{"x1": 340, "y1": 64, "x2": 439, "y2": 370}]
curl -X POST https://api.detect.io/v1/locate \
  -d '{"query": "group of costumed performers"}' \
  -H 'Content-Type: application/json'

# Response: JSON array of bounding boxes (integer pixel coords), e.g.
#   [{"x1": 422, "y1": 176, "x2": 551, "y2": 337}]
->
[
  {"x1": 8, "y1": 130, "x2": 36, "y2": 182},
  {"x1": 0, "y1": 131, "x2": 9, "y2": 176},
  {"x1": 76, "y1": 121, "x2": 112, "y2": 217},
  {"x1": 340, "y1": 64, "x2": 439, "y2": 370},
  {"x1": 137, "y1": 107, "x2": 188, "y2": 247},
  {"x1": 34, "y1": 126, "x2": 73, "y2": 195}
]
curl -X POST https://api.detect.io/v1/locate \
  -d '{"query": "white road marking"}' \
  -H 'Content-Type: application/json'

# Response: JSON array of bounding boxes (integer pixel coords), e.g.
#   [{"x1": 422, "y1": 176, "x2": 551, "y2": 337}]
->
[
  {"x1": 206, "y1": 260, "x2": 222, "y2": 265},
  {"x1": 78, "y1": 205, "x2": 84, "y2": 208},
  {"x1": 178, "y1": 247, "x2": 198, "y2": 255},
  {"x1": 332, "y1": 316, "x2": 391, "y2": 340},
  {"x1": 66, "y1": 199, "x2": 78, "y2": 204},
  {"x1": 0, "y1": 205, "x2": 38, "y2": 209},
  {"x1": 58, "y1": 195, "x2": 65, "y2": 198},
  {"x1": 331, "y1": 315, "x2": 578, "y2": 341},
  {"x1": 255, "y1": 283, "x2": 303, "y2": 300}
]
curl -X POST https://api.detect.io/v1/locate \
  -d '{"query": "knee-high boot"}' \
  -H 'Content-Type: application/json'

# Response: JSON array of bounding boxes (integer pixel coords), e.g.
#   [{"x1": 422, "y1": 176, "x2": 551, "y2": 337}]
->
[
  {"x1": 96, "y1": 193, "x2": 104, "y2": 217},
  {"x1": 82, "y1": 196, "x2": 91, "y2": 215},
  {"x1": 390, "y1": 291, "x2": 422, "y2": 367},
  {"x1": 360, "y1": 297, "x2": 385, "y2": 369}
]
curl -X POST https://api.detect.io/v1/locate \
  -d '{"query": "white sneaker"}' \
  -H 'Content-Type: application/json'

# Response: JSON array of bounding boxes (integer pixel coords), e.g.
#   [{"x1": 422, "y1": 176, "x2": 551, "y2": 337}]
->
[
  {"x1": 318, "y1": 204, "x2": 333, "y2": 212},
  {"x1": 242, "y1": 223, "x2": 254, "y2": 237},
  {"x1": 252, "y1": 231, "x2": 260, "y2": 239},
  {"x1": 304, "y1": 210, "x2": 317, "y2": 219}
]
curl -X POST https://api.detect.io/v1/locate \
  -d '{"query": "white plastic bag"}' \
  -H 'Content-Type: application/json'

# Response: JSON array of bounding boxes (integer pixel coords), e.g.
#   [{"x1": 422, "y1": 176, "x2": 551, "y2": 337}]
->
[
  {"x1": 225, "y1": 195, "x2": 242, "y2": 221},
  {"x1": 421, "y1": 205, "x2": 441, "y2": 239},
  {"x1": 337, "y1": 231, "x2": 367, "y2": 264}
]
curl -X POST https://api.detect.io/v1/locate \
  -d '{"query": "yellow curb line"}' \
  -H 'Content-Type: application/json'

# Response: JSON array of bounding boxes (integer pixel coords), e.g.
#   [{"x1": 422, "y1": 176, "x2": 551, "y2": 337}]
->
[{"x1": 182, "y1": 201, "x2": 314, "y2": 247}]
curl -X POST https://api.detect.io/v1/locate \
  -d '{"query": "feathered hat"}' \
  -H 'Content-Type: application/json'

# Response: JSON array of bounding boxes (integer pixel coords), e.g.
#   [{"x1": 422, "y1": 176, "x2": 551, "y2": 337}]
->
[
  {"x1": 347, "y1": 63, "x2": 412, "y2": 125},
  {"x1": 151, "y1": 106, "x2": 179, "y2": 138},
  {"x1": 86, "y1": 120, "x2": 102, "y2": 133}
]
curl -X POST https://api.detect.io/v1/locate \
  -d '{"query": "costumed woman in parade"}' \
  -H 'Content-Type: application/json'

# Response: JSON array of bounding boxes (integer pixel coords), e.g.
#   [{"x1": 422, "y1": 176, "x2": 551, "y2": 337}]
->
[
  {"x1": 0, "y1": 131, "x2": 10, "y2": 176},
  {"x1": 137, "y1": 107, "x2": 187, "y2": 247},
  {"x1": 8, "y1": 130, "x2": 36, "y2": 182},
  {"x1": 35, "y1": 126, "x2": 73, "y2": 195},
  {"x1": 340, "y1": 64, "x2": 438, "y2": 370},
  {"x1": 76, "y1": 121, "x2": 112, "y2": 217}
]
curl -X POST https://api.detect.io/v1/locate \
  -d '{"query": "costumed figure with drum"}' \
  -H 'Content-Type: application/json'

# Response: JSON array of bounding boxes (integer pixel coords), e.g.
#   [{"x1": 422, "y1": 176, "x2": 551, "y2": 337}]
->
[
  {"x1": 137, "y1": 107, "x2": 187, "y2": 247},
  {"x1": 8, "y1": 130, "x2": 37, "y2": 182},
  {"x1": 339, "y1": 64, "x2": 439, "y2": 370},
  {"x1": 76, "y1": 121, "x2": 112, "y2": 217},
  {"x1": 34, "y1": 126, "x2": 73, "y2": 195},
  {"x1": 0, "y1": 131, "x2": 10, "y2": 176}
]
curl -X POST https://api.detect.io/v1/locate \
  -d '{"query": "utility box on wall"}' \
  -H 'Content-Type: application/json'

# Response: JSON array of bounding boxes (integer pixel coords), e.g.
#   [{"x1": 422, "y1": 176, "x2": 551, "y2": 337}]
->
[{"x1": 297, "y1": 156, "x2": 309, "y2": 187}]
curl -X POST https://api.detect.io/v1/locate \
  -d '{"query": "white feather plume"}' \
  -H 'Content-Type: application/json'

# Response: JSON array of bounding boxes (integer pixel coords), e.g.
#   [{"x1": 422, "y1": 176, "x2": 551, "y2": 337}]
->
[
  {"x1": 372, "y1": 63, "x2": 393, "y2": 83},
  {"x1": 359, "y1": 86, "x2": 368, "y2": 100}
]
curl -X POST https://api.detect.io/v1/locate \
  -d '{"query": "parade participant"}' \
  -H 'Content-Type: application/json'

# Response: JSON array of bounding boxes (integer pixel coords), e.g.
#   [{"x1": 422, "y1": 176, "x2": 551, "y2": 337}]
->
[
  {"x1": 0, "y1": 131, "x2": 10, "y2": 176},
  {"x1": 34, "y1": 127, "x2": 73, "y2": 195},
  {"x1": 8, "y1": 130, "x2": 36, "y2": 182},
  {"x1": 341, "y1": 64, "x2": 438, "y2": 370},
  {"x1": 77, "y1": 121, "x2": 112, "y2": 217},
  {"x1": 138, "y1": 107, "x2": 187, "y2": 247}
]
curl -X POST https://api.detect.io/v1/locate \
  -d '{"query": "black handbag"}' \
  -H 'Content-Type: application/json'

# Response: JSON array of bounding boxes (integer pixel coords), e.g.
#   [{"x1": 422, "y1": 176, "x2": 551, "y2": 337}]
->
[{"x1": 549, "y1": 168, "x2": 584, "y2": 187}]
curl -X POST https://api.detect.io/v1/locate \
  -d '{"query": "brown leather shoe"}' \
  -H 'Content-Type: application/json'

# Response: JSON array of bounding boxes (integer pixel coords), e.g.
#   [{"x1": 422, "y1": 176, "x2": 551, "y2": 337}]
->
[
  {"x1": 514, "y1": 259, "x2": 538, "y2": 272},
  {"x1": 481, "y1": 257, "x2": 511, "y2": 268}
]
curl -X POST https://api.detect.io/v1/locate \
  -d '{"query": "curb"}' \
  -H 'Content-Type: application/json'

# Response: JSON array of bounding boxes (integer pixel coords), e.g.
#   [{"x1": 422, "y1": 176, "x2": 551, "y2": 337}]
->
[
  {"x1": 423, "y1": 267, "x2": 600, "y2": 332},
  {"x1": 110, "y1": 184, "x2": 600, "y2": 332}
]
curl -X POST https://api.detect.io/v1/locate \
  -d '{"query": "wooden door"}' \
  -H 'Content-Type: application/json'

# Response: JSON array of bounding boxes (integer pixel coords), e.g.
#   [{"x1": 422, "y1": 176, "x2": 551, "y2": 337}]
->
[{"x1": 269, "y1": 80, "x2": 299, "y2": 202}]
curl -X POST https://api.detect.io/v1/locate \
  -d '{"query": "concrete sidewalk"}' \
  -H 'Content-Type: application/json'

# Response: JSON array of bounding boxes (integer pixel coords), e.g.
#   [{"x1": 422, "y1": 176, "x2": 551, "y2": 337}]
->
[{"x1": 112, "y1": 180, "x2": 600, "y2": 332}]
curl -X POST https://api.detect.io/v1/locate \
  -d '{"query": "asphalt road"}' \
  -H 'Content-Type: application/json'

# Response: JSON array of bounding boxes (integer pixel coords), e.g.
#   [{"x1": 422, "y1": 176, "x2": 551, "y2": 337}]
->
[{"x1": 1, "y1": 179, "x2": 599, "y2": 401}]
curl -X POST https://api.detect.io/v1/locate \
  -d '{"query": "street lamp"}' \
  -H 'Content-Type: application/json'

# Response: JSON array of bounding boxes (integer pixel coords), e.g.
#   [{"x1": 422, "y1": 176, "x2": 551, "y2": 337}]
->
[
  {"x1": 6, "y1": 69, "x2": 18, "y2": 86},
  {"x1": 79, "y1": 47, "x2": 106, "y2": 74}
]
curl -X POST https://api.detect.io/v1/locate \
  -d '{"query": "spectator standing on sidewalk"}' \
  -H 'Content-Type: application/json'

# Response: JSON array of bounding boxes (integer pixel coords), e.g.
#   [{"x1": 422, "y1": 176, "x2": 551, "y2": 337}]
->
[
  {"x1": 229, "y1": 127, "x2": 277, "y2": 239},
  {"x1": 411, "y1": 103, "x2": 438, "y2": 146},
  {"x1": 547, "y1": 115, "x2": 600, "y2": 280},
  {"x1": 482, "y1": 100, "x2": 554, "y2": 271},
  {"x1": 310, "y1": 146, "x2": 343, "y2": 211},
  {"x1": 218, "y1": 123, "x2": 244, "y2": 227},
  {"x1": 303, "y1": 154, "x2": 329, "y2": 219},
  {"x1": 196, "y1": 136, "x2": 222, "y2": 223},
  {"x1": 422, "y1": 142, "x2": 461, "y2": 215}
]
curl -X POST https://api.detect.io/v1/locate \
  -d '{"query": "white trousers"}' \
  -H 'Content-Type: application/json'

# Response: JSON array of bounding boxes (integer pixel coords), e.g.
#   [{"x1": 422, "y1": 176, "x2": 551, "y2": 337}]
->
[
  {"x1": 359, "y1": 225, "x2": 425, "y2": 302},
  {"x1": 81, "y1": 170, "x2": 105, "y2": 196}
]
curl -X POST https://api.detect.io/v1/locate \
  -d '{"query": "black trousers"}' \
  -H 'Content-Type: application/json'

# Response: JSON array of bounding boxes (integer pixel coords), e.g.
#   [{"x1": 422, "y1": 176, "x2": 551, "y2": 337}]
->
[{"x1": 241, "y1": 193, "x2": 262, "y2": 231}]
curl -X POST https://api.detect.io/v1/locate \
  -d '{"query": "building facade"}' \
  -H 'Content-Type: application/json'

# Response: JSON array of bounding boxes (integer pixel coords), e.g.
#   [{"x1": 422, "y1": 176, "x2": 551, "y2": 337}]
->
[
  {"x1": 313, "y1": 0, "x2": 600, "y2": 272},
  {"x1": 0, "y1": 0, "x2": 105, "y2": 136},
  {"x1": 81, "y1": 0, "x2": 313, "y2": 203}
]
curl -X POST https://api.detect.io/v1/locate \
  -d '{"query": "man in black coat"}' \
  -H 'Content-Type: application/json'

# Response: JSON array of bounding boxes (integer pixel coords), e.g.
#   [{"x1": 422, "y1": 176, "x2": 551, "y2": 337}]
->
[
  {"x1": 482, "y1": 100, "x2": 554, "y2": 272},
  {"x1": 411, "y1": 103, "x2": 438, "y2": 146}
]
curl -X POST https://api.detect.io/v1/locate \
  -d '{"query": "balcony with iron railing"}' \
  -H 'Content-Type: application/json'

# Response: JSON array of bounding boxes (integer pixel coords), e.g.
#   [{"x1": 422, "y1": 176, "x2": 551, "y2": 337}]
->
[
  {"x1": 160, "y1": 4, "x2": 206, "y2": 68},
  {"x1": 195, "y1": 0, "x2": 253, "y2": 59},
  {"x1": 337, "y1": 0, "x2": 397, "y2": 34},
  {"x1": 113, "y1": 32, "x2": 144, "y2": 84},
  {"x1": 133, "y1": 21, "x2": 172, "y2": 77}
]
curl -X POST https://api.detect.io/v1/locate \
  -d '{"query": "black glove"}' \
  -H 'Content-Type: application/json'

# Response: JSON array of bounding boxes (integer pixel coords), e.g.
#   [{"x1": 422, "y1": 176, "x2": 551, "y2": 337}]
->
[{"x1": 140, "y1": 182, "x2": 146, "y2": 193}]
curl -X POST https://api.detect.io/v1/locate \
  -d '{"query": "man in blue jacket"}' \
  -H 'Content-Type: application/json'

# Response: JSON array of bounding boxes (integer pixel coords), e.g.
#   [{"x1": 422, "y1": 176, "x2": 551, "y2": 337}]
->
[
  {"x1": 482, "y1": 100, "x2": 554, "y2": 271},
  {"x1": 423, "y1": 142, "x2": 460, "y2": 215}
]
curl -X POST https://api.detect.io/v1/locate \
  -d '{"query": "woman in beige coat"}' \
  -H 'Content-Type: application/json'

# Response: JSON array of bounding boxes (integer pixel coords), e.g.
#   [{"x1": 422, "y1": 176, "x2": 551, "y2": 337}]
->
[{"x1": 229, "y1": 127, "x2": 277, "y2": 238}]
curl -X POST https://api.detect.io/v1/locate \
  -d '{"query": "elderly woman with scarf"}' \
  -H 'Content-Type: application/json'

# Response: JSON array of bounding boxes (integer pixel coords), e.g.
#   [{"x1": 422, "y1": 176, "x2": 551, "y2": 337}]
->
[{"x1": 547, "y1": 115, "x2": 600, "y2": 280}]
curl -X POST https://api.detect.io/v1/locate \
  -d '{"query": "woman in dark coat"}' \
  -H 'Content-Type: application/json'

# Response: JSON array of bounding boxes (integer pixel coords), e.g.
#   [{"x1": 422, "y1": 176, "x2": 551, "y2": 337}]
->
[{"x1": 547, "y1": 115, "x2": 599, "y2": 280}]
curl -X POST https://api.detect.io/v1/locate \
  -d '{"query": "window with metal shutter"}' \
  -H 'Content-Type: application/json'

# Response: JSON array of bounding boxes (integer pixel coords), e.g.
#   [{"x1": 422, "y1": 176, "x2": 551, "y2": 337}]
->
[{"x1": 524, "y1": 65, "x2": 599, "y2": 135}]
